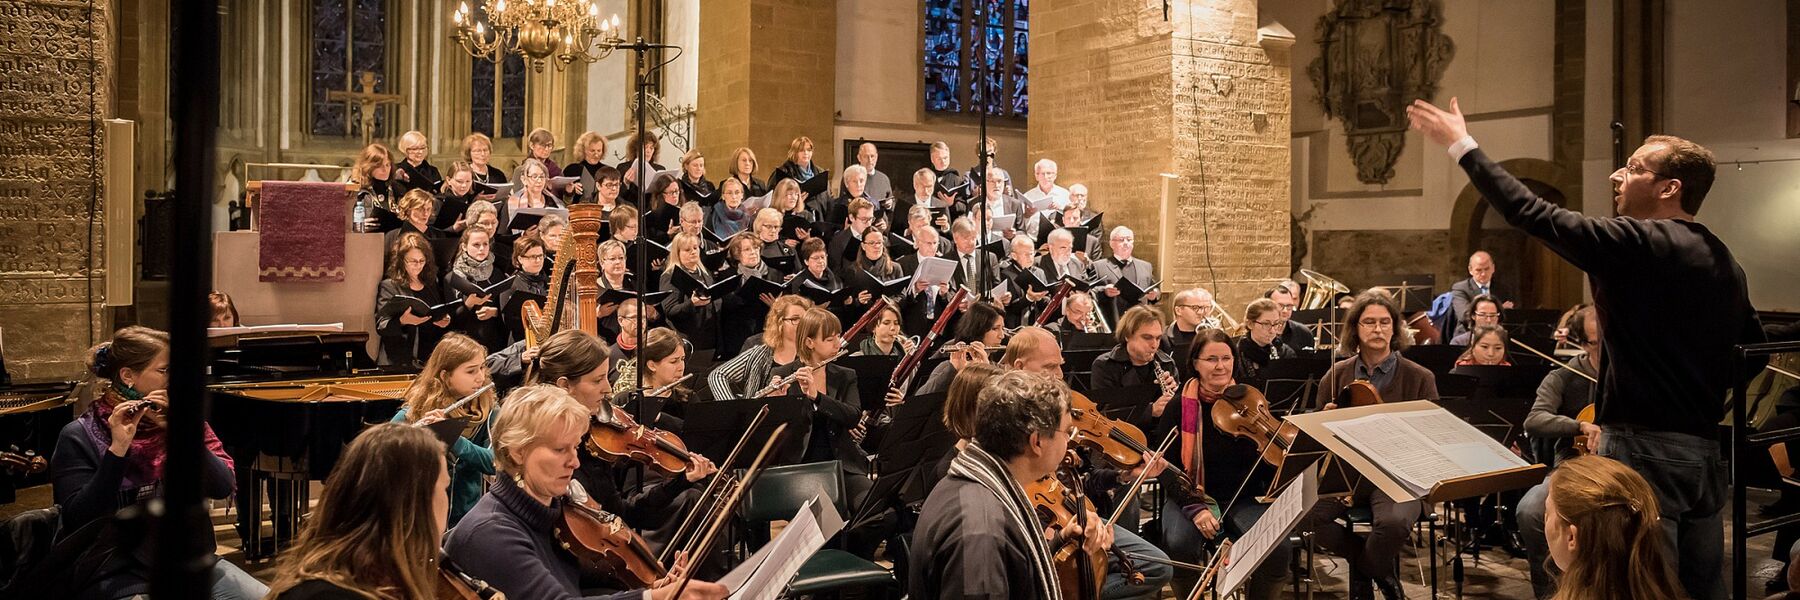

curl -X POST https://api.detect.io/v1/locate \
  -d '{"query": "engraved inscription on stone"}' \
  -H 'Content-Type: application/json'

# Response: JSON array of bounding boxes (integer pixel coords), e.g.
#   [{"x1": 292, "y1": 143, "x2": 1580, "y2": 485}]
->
[{"x1": 0, "y1": 0, "x2": 110, "y2": 379}]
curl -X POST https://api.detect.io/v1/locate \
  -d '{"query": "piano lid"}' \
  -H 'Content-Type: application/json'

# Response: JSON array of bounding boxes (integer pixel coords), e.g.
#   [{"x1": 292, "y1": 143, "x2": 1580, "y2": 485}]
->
[
  {"x1": 0, "y1": 380, "x2": 77, "y2": 416},
  {"x1": 211, "y1": 374, "x2": 414, "y2": 402}
]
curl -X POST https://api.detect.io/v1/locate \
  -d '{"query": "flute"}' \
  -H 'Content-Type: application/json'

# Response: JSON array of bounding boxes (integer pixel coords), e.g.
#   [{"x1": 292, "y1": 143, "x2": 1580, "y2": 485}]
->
[
  {"x1": 412, "y1": 383, "x2": 495, "y2": 427},
  {"x1": 647, "y1": 374, "x2": 695, "y2": 397},
  {"x1": 752, "y1": 350, "x2": 849, "y2": 397}
]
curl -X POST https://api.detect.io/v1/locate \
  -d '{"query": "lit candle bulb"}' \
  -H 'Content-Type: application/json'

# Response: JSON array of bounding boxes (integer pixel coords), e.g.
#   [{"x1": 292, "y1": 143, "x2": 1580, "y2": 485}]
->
[
  {"x1": 453, "y1": 11, "x2": 462, "y2": 24},
  {"x1": 475, "y1": 21, "x2": 485, "y2": 35},
  {"x1": 459, "y1": 1, "x2": 468, "y2": 14}
]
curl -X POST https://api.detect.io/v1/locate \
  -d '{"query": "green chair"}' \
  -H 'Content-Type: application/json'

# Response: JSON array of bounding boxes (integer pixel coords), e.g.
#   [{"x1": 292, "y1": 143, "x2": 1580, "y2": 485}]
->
[{"x1": 738, "y1": 460, "x2": 896, "y2": 598}]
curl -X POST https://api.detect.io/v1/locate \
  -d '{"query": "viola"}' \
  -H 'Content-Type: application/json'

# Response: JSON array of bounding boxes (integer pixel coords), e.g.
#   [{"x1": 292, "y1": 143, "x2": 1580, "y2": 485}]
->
[
  {"x1": 1333, "y1": 380, "x2": 1384, "y2": 408},
  {"x1": 1207, "y1": 384, "x2": 1298, "y2": 467},
  {"x1": 1066, "y1": 390, "x2": 1199, "y2": 494},
  {"x1": 555, "y1": 485, "x2": 668, "y2": 590},
  {"x1": 1570, "y1": 404, "x2": 1596, "y2": 455},
  {"x1": 585, "y1": 406, "x2": 696, "y2": 477}
]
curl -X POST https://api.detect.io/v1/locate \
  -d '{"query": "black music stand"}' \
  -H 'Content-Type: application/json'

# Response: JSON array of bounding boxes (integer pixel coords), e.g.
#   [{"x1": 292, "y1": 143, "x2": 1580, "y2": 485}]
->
[
  {"x1": 683, "y1": 395, "x2": 813, "y2": 468},
  {"x1": 857, "y1": 392, "x2": 956, "y2": 528},
  {"x1": 1066, "y1": 332, "x2": 1115, "y2": 351},
  {"x1": 1367, "y1": 275, "x2": 1436, "y2": 313},
  {"x1": 839, "y1": 355, "x2": 902, "y2": 411},
  {"x1": 1450, "y1": 364, "x2": 1554, "y2": 401},
  {"x1": 1088, "y1": 384, "x2": 1161, "y2": 430},
  {"x1": 1261, "y1": 378, "x2": 1316, "y2": 415}
]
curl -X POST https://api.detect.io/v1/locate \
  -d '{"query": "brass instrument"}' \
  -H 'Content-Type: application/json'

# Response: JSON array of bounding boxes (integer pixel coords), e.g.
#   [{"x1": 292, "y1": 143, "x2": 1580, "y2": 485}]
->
[
  {"x1": 611, "y1": 358, "x2": 640, "y2": 397},
  {"x1": 1298, "y1": 269, "x2": 1350, "y2": 310}
]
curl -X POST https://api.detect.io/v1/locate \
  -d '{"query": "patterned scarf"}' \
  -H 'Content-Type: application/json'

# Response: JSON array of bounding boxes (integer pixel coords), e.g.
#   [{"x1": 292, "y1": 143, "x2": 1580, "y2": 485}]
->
[
  {"x1": 79, "y1": 385, "x2": 233, "y2": 492},
  {"x1": 454, "y1": 249, "x2": 495, "y2": 281},
  {"x1": 946, "y1": 443, "x2": 1061, "y2": 600},
  {"x1": 1180, "y1": 380, "x2": 1230, "y2": 497}
]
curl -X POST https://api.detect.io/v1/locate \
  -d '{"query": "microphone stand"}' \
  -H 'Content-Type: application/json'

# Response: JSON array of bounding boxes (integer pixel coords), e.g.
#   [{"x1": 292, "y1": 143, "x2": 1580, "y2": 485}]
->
[{"x1": 974, "y1": 0, "x2": 991, "y2": 302}]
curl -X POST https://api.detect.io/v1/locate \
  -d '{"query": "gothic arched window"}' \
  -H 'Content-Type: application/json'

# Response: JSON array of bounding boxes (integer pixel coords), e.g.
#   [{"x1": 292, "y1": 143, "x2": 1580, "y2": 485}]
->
[
  {"x1": 924, "y1": 0, "x2": 1029, "y2": 117},
  {"x1": 309, "y1": 0, "x2": 390, "y2": 138}
]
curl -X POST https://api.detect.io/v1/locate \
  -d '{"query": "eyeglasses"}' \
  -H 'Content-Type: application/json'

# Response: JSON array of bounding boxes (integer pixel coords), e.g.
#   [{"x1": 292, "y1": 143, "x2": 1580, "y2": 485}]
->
[
  {"x1": 403, "y1": 146, "x2": 427, "y2": 152},
  {"x1": 1359, "y1": 318, "x2": 1394, "y2": 329},
  {"x1": 1195, "y1": 356, "x2": 1232, "y2": 365},
  {"x1": 1050, "y1": 426, "x2": 1079, "y2": 441},
  {"x1": 524, "y1": 174, "x2": 546, "y2": 181},
  {"x1": 1253, "y1": 320, "x2": 1282, "y2": 328},
  {"x1": 1175, "y1": 304, "x2": 1208, "y2": 311},
  {"x1": 1622, "y1": 160, "x2": 1667, "y2": 179},
  {"x1": 1473, "y1": 312, "x2": 1501, "y2": 319}
]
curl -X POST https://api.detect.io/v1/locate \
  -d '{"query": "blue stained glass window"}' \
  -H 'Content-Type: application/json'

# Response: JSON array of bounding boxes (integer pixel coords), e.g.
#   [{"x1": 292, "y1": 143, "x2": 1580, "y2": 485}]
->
[
  {"x1": 469, "y1": 4, "x2": 527, "y2": 139},
  {"x1": 310, "y1": 0, "x2": 389, "y2": 138},
  {"x1": 924, "y1": 0, "x2": 1028, "y2": 117}
]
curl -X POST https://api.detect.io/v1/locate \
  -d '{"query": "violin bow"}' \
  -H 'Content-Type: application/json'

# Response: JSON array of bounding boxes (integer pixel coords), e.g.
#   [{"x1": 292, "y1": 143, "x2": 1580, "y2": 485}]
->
[
  {"x1": 662, "y1": 405, "x2": 769, "y2": 565},
  {"x1": 1182, "y1": 539, "x2": 1234, "y2": 600},
  {"x1": 1105, "y1": 427, "x2": 1180, "y2": 529},
  {"x1": 668, "y1": 423, "x2": 788, "y2": 599},
  {"x1": 1509, "y1": 338, "x2": 1598, "y2": 383}
]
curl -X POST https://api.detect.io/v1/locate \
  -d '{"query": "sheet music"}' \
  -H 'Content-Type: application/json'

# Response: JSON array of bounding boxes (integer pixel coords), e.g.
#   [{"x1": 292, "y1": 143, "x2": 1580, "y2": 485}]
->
[
  {"x1": 718, "y1": 495, "x2": 844, "y2": 600},
  {"x1": 1221, "y1": 464, "x2": 1317, "y2": 597},
  {"x1": 914, "y1": 256, "x2": 958, "y2": 287},
  {"x1": 1323, "y1": 408, "x2": 1529, "y2": 497},
  {"x1": 991, "y1": 213, "x2": 1018, "y2": 231}
]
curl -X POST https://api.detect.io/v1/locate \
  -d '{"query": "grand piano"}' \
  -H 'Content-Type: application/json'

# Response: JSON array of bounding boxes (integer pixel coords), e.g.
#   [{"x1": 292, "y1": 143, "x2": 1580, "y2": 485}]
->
[
  {"x1": 0, "y1": 380, "x2": 77, "y2": 504},
  {"x1": 207, "y1": 328, "x2": 415, "y2": 558}
]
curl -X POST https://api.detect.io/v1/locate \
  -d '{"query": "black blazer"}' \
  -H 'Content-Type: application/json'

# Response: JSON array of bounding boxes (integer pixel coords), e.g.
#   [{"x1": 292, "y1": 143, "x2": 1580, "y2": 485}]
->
[{"x1": 769, "y1": 362, "x2": 868, "y2": 473}]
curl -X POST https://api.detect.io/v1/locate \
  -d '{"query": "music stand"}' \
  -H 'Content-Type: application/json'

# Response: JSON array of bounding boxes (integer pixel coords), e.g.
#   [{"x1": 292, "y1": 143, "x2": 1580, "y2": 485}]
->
[
  {"x1": 1087, "y1": 384, "x2": 1160, "y2": 429},
  {"x1": 683, "y1": 396, "x2": 813, "y2": 468},
  {"x1": 1368, "y1": 275, "x2": 1436, "y2": 313},
  {"x1": 839, "y1": 355, "x2": 902, "y2": 411},
  {"x1": 858, "y1": 391, "x2": 956, "y2": 526}
]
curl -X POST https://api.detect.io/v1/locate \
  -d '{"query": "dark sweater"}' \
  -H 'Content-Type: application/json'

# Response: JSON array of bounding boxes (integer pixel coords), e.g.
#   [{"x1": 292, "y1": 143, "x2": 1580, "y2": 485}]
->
[
  {"x1": 51, "y1": 419, "x2": 236, "y2": 532},
  {"x1": 273, "y1": 580, "x2": 365, "y2": 600},
  {"x1": 1315, "y1": 353, "x2": 1439, "y2": 407},
  {"x1": 1458, "y1": 147, "x2": 1764, "y2": 438},
  {"x1": 444, "y1": 476, "x2": 644, "y2": 600}
]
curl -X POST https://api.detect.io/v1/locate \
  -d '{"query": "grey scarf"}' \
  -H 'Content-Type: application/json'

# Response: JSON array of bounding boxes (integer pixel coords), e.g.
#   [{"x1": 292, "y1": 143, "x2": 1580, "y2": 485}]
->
[
  {"x1": 947, "y1": 443, "x2": 1062, "y2": 600},
  {"x1": 454, "y1": 250, "x2": 495, "y2": 281}
]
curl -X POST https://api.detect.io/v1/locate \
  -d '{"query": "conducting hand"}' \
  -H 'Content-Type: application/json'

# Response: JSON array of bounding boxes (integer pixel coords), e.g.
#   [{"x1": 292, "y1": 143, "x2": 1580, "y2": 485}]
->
[{"x1": 1405, "y1": 97, "x2": 1469, "y2": 147}]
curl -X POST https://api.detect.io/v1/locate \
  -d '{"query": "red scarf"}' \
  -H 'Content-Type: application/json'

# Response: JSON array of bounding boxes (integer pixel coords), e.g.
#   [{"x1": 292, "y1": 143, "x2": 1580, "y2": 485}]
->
[{"x1": 81, "y1": 387, "x2": 233, "y2": 491}]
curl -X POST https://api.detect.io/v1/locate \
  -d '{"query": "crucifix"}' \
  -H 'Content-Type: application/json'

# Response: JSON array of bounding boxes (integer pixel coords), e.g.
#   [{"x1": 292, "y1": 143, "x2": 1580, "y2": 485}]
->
[{"x1": 327, "y1": 71, "x2": 404, "y2": 146}]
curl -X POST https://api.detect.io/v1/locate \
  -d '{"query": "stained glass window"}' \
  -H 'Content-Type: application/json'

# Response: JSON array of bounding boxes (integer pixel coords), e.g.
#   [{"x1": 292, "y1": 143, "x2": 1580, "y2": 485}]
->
[
  {"x1": 310, "y1": 0, "x2": 389, "y2": 138},
  {"x1": 472, "y1": 52, "x2": 527, "y2": 139},
  {"x1": 924, "y1": 0, "x2": 1028, "y2": 117}
]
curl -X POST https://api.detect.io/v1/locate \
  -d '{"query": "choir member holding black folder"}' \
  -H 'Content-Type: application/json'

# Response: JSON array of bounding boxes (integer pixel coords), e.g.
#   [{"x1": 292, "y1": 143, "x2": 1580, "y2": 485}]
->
[
  {"x1": 445, "y1": 227, "x2": 512, "y2": 352},
  {"x1": 433, "y1": 162, "x2": 479, "y2": 233},
  {"x1": 717, "y1": 233, "x2": 785, "y2": 360},
  {"x1": 499, "y1": 236, "x2": 548, "y2": 345},
  {"x1": 677, "y1": 150, "x2": 718, "y2": 209},
  {"x1": 789, "y1": 238, "x2": 857, "y2": 326},
  {"x1": 353, "y1": 143, "x2": 400, "y2": 233},
  {"x1": 461, "y1": 132, "x2": 508, "y2": 187},
  {"x1": 562, "y1": 131, "x2": 610, "y2": 204},
  {"x1": 375, "y1": 233, "x2": 453, "y2": 367},
  {"x1": 642, "y1": 173, "x2": 685, "y2": 244},
  {"x1": 391, "y1": 131, "x2": 445, "y2": 198},
  {"x1": 769, "y1": 136, "x2": 832, "y2": 218},
  {"x1": 616, "y1": 129, "x2": 666, "y2": 201},
  {"x1": 659, "y1": 233, "x2": 723, "y2": 356}
]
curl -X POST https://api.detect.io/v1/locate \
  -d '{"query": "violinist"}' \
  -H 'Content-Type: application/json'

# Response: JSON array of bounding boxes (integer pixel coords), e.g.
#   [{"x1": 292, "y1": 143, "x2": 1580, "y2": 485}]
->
[
  {"x1": 1154, "y1": 328, "x2": 1292, "y2": 598},
  {"x1": 1517, "y1": 305, "x2": 1602, "y2": 598},
  {"x1": 265, "y1": 424, "x2": 462, "y2": 599},
  {"x1": 443, "y1": 385, "x2": 728, "y2": 600},
  {"x1": 706, "y1": 296, "x2": 814, "y2": 400},
  {"x1": 1301, "y1": 290, "x2": 1431, "y2": 600},
  {"x1": 532, "y1": 330, "x2": 718, "y2": 555},
  {"x1": 1237, "y1": 298, "x2": 1296, "y2": 384},
  {"x1": 1089, "y1": 306, "x2": 1179, "y2": 427},
  {"x1": 392, "y1": 333, "x2": 499, "y2": 526},
  {"x1": 50, "y1": 326, "x2": 265, "y2": 600},
  {"x1": 910, "y1": 371, "x2": 1100, "y2": 600}
]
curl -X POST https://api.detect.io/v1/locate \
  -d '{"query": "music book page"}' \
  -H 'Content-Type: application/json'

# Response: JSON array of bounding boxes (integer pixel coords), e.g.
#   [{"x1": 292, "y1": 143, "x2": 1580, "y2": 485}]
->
[
  {"x1": 1221, "y1": 464, "x2": 1317, "y2": 597},
  {"x1": 1322, "y1": 408, "x2": 1528, "y2": 497},
  {"x1": 719, "y1": 495, "x2": 843, "y2": 600}
]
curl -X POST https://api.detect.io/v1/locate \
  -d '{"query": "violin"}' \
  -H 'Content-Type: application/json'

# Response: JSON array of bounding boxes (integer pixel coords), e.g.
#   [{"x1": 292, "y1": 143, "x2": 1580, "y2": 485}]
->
[
  {"x1": 555, "y1": 482, "x2": 668, "y2": 589},
  {"x1": 1570, "y1": 404, "x2": 1596, "y2": 455},
  {"x1": 1066, "y1": 390, "x2": 1199, "y2": 494},
  {"x1": 1024, "y1": 452, "x2": 1142, "y2": 600},
  {"x1": 585, "y1": 405, "x2": 696, "y2": 477},
  {"x1": 435, "y1": 553, "x2": 501, "y2": 599},
  {"x1": 1207, "y1": 384, "x2": 1297, "y2": 467},
  {"x1": 0, "y1": 450, "x2": 46, "y2": 477}
]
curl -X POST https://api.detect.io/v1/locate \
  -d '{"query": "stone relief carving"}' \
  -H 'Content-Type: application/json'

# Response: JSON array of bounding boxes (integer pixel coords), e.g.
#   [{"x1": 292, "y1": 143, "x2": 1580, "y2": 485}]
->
[{"x1": 1307, "y1": 0, "x2": 1454, "y2": 184}]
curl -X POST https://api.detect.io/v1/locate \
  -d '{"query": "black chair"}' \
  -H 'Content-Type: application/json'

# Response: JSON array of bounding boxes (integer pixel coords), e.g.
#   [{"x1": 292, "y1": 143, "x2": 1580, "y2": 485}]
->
[{"x1": 737, "y1": 461, "x2": 896, "y2": 597}]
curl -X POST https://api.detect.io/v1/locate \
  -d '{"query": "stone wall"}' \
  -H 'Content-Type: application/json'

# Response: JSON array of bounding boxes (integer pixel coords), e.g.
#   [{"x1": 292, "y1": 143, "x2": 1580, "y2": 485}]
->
[
  {"x1": 0, "y1": 0, "x2": 111, "y2": 379},
  {"x1": 1031, "y1": 0, "x2": 1292, "y2": 309},
  {"x1": 696, "y1": 0, "x2": 838, "y2": 174}
]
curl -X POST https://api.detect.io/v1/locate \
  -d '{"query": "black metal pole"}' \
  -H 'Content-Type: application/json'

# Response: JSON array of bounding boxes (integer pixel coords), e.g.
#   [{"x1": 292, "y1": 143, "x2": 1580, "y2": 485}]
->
[
  {"x1": 155, "y1": 0, "x2": 219, "y2": 597},
  {"x1": 974, "y1": 0, "x2": 990, "y2": 300}
]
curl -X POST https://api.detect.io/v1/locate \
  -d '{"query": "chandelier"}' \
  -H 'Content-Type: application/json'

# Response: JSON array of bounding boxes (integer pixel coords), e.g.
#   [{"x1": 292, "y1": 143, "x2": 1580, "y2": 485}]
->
[{"x1": 450, "y1": 0, "x2": 624, "y2": 72}]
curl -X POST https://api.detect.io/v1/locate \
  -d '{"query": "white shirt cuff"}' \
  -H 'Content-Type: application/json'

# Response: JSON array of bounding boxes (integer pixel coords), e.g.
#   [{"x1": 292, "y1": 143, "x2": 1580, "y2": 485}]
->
[{"x1": 1447, "y1": 135, "x2": 1480, "y2": 162}]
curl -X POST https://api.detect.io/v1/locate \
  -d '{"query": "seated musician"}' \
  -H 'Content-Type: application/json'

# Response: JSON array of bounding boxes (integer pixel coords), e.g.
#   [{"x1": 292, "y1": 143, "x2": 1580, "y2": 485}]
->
[
  {"x1": 1454, "y1": 324, "x2": 1513, "y2": 366},
  {"x1": 265, "y1": 424, "x2": 458, "y2": 599},
  {"x1": 1237, "y1": 298, "x2": 1296, "y2": 383},
  {"x1": 765, "y1": 307, "x2": 867, "y2": 472},
  {"x1": 716, "y1": 233, "x2": 776, "y2": 360},
  {"x1": 1301, "y1": 290, "x2": 1435, "y2": 600},
  {"x1": 708, "y1": 178, "x2": 751, "y2": 237},
  {"x1": 1089, "y1": 226, "x2": 1160, "y2": 323},
  {"x1": 1089, "y1": 306, "x2": 1179, "y2": 425},
  {"x1": 913, "y1": 301, "x2": 1008, "y2": 396},
  {"x1": 706, "y1": 296, "x2": 814, "y2": 400},
  {"x1": 853, "y1": 302, "x2": 914, "y2": 357},
  {"x1": 752, "y1": 208, "x2": 796, "y2": 263},
  {"x1": 1266, "y1": 283, "x2": 1315, "y2": 351},
  {"x1": 208, "y1": 290, "x2": 239, "y2": 327},
  {"x1": 607, "y1": 299, "x2": 646, "y2": 377},
  {"x1": 1050, "y1": 290, "x2": 1106, "y2": 338},
  {"x1": 52, "y1": 326, "x2": 266, "y2": 600},
  {"x1": 1163, "y1": 287, "x2": 1219, "y2": 379},
  {"x1": 533, "y1": 329, "x2": 717, "y2": 556},
  {"x1": 449, "y1": 225, "x2": 508, "y2": 352},
  {"x1": 1449, "y1": 294, "x2": 1505, "y2": 346},
  {"x1": 908, "y1": 371, "x2": 1107, "y2": 600},
  {"x1": 390, "y1": 333, "x2": 498, "y2": 526},
  {"x1": 443, "y1": 385, "x2": 729, "y2": 600},
  {"x1": 1517, "y1": 305, "x2": 1602, "y2": 598},
  {"x1": 375, "y1": 233, "x2": 452, "y2": 367},
  {"x1": 659, "y1": 233, "x2": 720, "y2": 358},
  {"x1": 614, "y1": 327, "x2": 694, "y2": 432},
  {"x1": 1155, "y1": 328, "x2": 1293, "y2": 598}
]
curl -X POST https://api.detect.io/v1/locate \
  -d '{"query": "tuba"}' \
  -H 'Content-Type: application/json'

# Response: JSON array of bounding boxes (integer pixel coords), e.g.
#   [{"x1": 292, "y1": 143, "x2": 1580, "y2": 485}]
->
[{"x1": 1298, "y1": 269, "x2": 1350, "y2": 311}]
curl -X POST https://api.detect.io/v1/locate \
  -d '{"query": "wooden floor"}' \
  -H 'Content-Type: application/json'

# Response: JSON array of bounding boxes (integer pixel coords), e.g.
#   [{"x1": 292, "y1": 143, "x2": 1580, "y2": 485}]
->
[{"x1": 3, "y1": 484, "x2": 1787, "y2": 598}]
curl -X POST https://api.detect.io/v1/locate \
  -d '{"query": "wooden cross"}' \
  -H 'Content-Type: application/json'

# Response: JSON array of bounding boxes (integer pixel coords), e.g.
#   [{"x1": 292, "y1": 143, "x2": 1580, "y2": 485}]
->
[{"x1": 326, "y1": 71, "x2": 405, "y2": 146}]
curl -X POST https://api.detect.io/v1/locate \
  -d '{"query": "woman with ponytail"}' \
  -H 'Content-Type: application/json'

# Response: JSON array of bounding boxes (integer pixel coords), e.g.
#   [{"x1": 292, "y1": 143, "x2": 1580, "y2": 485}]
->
[
  {"x1": 1544, "y1": 454, "x2": 1688, "y2": 600},
  {"x1": 49, "y1": 325, "x2": 266, "y2": 599},
  {"x1": 390, "y1": 332, "x2": 499, "y2": 526}
]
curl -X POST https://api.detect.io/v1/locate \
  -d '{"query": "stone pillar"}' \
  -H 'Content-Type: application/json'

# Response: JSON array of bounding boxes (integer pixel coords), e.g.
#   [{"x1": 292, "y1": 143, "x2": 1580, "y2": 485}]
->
[
  {"x1": 696, "y1": 0, "x2": 837, "y2": 172},
  {"x1": 1031, "y1": 0, "x2": 1291, "y2": 308},
  {"x1": 0, "y1": 0, "x2": 112, "y2": 379}
]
